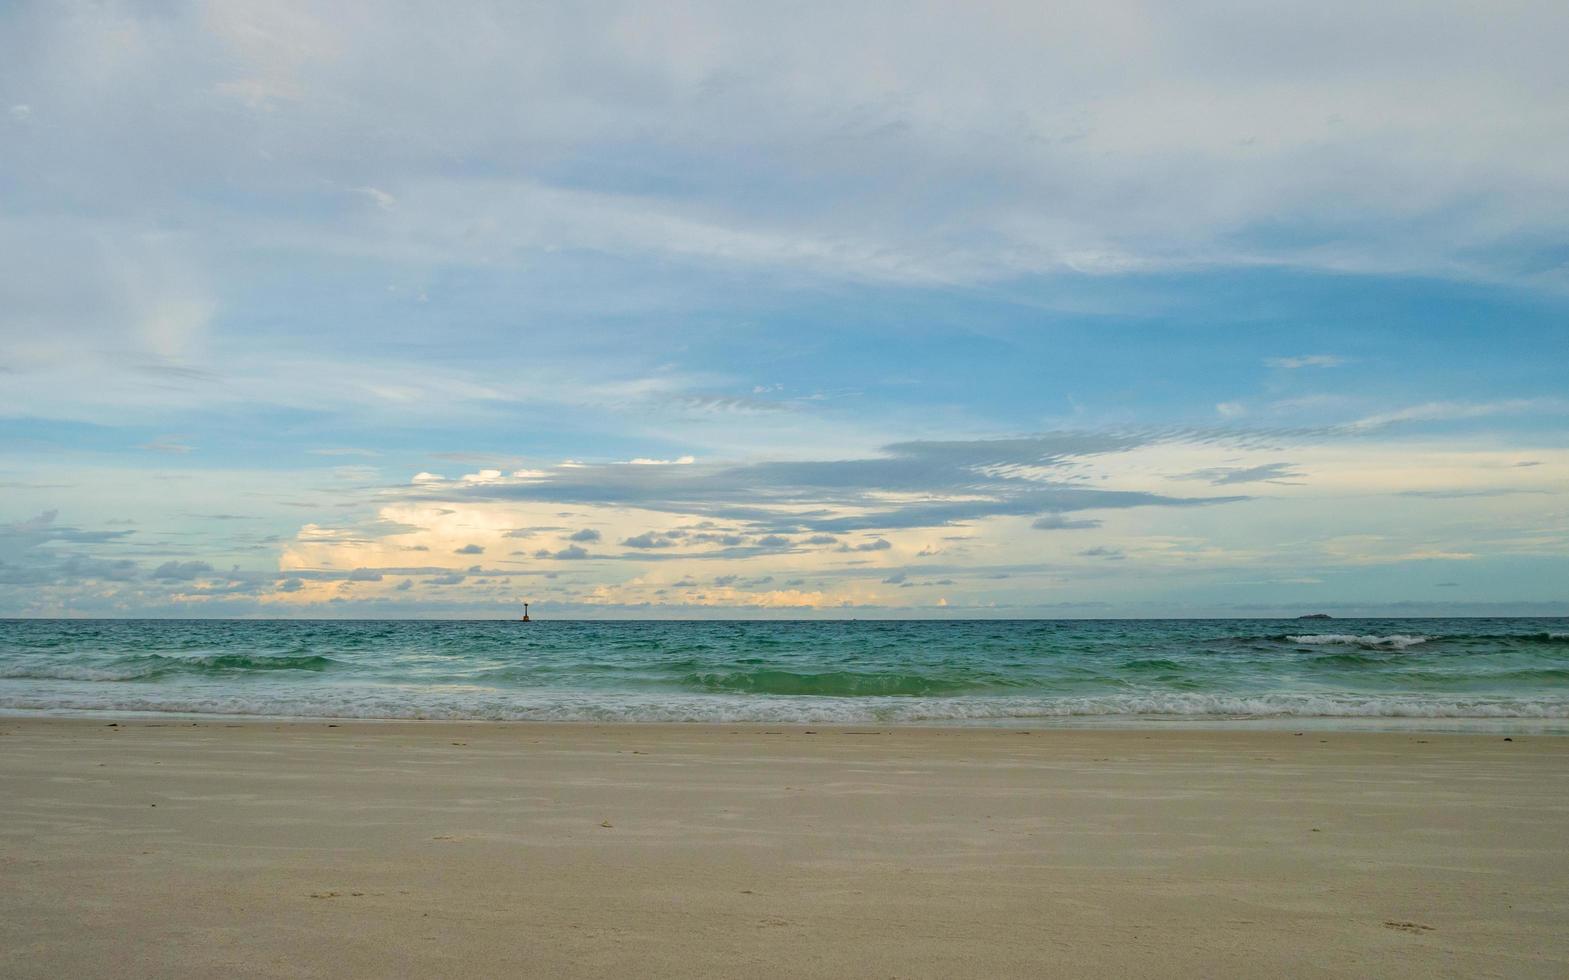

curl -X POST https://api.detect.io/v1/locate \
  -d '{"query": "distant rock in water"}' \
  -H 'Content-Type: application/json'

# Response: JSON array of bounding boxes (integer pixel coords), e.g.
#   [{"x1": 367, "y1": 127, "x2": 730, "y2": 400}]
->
[{"x1": 1296, "y1": 613, "x2": 1334, "y2": 620}]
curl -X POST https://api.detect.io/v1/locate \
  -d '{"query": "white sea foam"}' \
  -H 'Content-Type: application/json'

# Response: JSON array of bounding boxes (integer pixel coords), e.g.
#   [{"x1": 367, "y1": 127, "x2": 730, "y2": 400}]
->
[
  {"x1": 3, "y1": 685, "x2": 1566, "y2": 724},
  {"x1": 1285, "y1": 634, "x2": 1431, "y2": 649}
]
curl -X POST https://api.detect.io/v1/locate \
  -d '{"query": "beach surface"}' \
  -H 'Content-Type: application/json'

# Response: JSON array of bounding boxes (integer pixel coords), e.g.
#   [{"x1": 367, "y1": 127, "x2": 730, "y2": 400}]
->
[{"x1": 1, "y1": 719, "x2": 1566, "y2": 978}]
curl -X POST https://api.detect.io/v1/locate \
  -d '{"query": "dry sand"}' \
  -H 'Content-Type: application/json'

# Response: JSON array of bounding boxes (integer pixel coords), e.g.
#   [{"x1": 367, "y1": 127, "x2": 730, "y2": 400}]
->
[{"x1": 1, "y1": 718, "x2": 1566, "y2": 978}]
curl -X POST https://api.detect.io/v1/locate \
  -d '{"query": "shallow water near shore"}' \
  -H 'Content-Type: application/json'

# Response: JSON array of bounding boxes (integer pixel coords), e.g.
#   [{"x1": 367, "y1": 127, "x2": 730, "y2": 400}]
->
[{"x1": 2, "y1": 618, "x2": 1566, "y2": 729}]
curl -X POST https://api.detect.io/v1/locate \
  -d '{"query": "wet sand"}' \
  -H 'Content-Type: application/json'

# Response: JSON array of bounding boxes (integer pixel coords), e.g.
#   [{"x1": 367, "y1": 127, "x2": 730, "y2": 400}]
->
[{"x1": 1, "y1": 718, "x2": 1566, "y2": 978}]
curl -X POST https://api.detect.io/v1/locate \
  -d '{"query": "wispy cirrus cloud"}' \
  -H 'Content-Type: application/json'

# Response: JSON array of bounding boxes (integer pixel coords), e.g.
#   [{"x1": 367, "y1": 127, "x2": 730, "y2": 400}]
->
[
  {"x1": 1265, "y1": 354, "x2": 1346, "y2": 369},
  {"x1": 1175, "y1": 462, "x2": 1306, "y2": 486}
]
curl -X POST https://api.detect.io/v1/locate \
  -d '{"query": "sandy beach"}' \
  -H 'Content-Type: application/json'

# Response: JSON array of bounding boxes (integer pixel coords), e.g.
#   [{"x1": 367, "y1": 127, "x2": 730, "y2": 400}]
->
[{"x1": 1, "y1": 719, "x2": 1566, "y2": 978}]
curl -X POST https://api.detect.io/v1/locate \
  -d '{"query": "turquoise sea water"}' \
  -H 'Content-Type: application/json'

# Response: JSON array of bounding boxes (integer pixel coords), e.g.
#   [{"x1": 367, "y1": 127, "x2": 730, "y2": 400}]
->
[{"x1": 2, "y1": 618, "x2": 1566, "y2": 728}]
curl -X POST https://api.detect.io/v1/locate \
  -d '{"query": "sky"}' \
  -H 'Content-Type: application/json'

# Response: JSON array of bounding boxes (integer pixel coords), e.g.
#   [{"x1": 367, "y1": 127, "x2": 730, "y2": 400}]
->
[{"x1": 2, "y1": 0, "x2": 1566, "y2": 618}]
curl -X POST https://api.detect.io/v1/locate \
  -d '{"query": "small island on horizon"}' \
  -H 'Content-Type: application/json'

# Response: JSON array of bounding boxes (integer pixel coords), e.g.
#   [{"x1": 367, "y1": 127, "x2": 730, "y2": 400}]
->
[{"x1": 1296, "y1": 613, "x2": 1334, "y2": 620}]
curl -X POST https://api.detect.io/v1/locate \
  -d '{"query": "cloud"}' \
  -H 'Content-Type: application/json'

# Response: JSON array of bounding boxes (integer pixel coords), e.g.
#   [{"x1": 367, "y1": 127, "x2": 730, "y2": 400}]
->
[
  {"x1": 1078, "y1": 547, "x2": 1125, "y2": 560},
  {"x1": 432, "y1": 434, "x2": 1245, "y2": 535},
  {"x1": 1175, "y1": 462, "x2": 1305, "y2": 486},
  {"x1": 535, "y1": 544, "x2": 590, "y2": 560},
  {"x1": 839, "y1": 538, "x2": 892, "y2": 552},
  {"x1": 2, "y1": 511, "x2": 135, "y2": 547},
  {"x1": 1343, "y1": 398, "x2": 1567, "y2": 432},
  {"x1": 1266, "y1": 355, "x2": 1346, "y2": 369},
  {"x1": 1031, "y1": 514, "x2": 1103, "y2": 530},
  {"x1": 454, "y1": 543, "x2": 485, "y2": 554},
  {"x1": 150, "y1": 560, "x2": 215, "y2": 580},
  {"x1": 568, "y1": 528, "x2": 601, "y2": 542},
  {"x1": 622, "y1": 532, "x2": 675, "y2": 549},
  {"x1": 4, "y1": 0, "x2": 1564, "y2": 385},
  {"x1": 308, "y1": 447, "x2": 381, "y2": 457},
  {"x1": 354, "y1": 186, "x2": 396, "y2": 211},
  {"x1": 0, "y1": 508, "x2": 149, "y2": 583}
]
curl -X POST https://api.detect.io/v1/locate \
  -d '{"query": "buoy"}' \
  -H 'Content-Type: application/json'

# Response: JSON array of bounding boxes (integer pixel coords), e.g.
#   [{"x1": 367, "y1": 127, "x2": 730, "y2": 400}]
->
[{"x1": 521, "y1": 601, "x2": 531, "y2": 622}]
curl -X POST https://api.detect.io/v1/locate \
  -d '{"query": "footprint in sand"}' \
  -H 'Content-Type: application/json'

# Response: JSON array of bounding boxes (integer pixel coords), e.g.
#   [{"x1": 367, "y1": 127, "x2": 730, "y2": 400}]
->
[{"x1": 1383, "y1": 921, "x2": 1434, "y2": 934}]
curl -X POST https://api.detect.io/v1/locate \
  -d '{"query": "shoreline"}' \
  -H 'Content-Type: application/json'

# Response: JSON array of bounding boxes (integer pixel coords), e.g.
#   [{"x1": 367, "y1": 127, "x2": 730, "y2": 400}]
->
[
  {"x1": 5, "y1": 706, "x2": 1568, "y2": 734},
  {"x1": 4, "y1": 718, "x2": 1567, "y2": 977}
]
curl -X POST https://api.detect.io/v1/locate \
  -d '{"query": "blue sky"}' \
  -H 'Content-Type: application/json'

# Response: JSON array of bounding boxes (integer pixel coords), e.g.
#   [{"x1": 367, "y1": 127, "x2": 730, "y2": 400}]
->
[{"x1": 2, "y1": 0, "x2": 1566, "y2": 617}]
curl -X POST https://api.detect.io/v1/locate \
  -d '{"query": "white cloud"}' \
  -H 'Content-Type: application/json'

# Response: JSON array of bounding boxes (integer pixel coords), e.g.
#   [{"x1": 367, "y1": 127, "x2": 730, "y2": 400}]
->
[
  {"x1": 1265, "y1": 354, "x2": 1346, "y2": 369},
  {"x1": 353, "y1": 186, "x2": 396, "y2": 211},
  {"x1": 6, "y1": 2, "x2": 1569, "y2": 288},
  {"x1": 1345, "y1": 398, "x2": 1568, "y2": 432}
]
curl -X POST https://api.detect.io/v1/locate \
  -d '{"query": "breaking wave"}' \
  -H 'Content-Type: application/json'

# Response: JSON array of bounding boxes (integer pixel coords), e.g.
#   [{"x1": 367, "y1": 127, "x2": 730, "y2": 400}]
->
[
  {"x1": 1283, "y1": 634, "x2": 1431, "y2": 649},
  {"x1": 3, "y1": 688, "x2": 1567, "y2": 724}
]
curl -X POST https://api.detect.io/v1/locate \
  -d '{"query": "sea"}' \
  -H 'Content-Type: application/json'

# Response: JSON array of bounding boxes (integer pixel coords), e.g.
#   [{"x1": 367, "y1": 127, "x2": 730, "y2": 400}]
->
[{"x1": 2, "y1": 618, "x2": 1567, "y2": 730}]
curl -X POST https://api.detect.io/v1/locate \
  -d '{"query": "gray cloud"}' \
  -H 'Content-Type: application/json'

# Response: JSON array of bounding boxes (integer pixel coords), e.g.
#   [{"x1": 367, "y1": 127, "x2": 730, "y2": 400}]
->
[
  {"x1": 2, "y1": 511, "x2": 136, "y2": 547},
  {"x1": 150, "y1": 560, "x2": 215, "y2": 580},
  {"x1": 839, "y1": 538, "x2": 892, "y2": 553},
  {"x1": 1395, "y1": 488, "x2": 1547, "y2": 499},
  {"x1": 1031, "y1": 514, "x2": 1103, "y2": 530},
  {"x1": 535, "y1": 545, "x2": 590, "y2": 560},
  {"x1": 568, "y1": 528, "x2": 601, "y2": 542},
  {"x1": 1078, "y1": 547, "x2": 1125, "y2": 560},
  {"x1": 8, "y1": 1, "x2": 1560, "y2": 299},
  {"x1": 454, "y1": 543, "x2": 485, "y2": 555},
  {"x1": 1175, "y1": 462, "x2": 1304, "y2": 486},
  {"x1": 622, "y1": 532, "x2": 674, "y2": 549},
  {"x1": 433, "y1": 434, "x2": 1245, "y2": 537}
]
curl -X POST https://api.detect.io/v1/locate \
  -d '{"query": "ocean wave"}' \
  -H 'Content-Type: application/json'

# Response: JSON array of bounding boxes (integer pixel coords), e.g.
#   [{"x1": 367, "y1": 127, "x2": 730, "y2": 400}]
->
[
  {"x1": 4, "y1": 688, "x2": 1567, "y2": 724},
  {"x1": 1117, "y1": 658, "x2": 1188, "y2": 672},
  {"x1": 0, "y1": 653, "x2": 343, "y2": 682},
  {"x1": 682, "y1": 669, "x2": 981, "y2": 696},
  {"x1": 1284, "y1": 634, "x2": 1430, "y2": 649}
]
